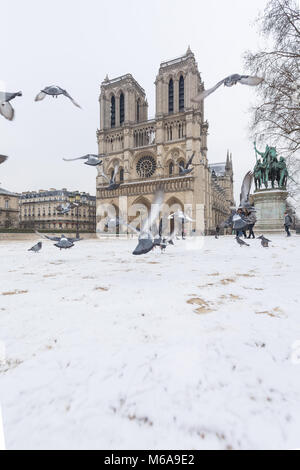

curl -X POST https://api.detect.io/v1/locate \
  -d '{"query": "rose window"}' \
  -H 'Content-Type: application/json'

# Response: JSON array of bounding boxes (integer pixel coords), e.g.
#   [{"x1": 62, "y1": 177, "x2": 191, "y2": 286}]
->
[{"x1": 136, "y1": 156, "x2": 156, "y2": 178}]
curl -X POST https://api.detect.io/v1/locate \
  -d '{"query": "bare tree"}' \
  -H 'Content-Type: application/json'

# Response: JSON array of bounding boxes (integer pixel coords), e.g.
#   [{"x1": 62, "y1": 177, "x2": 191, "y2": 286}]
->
[{"x1": 245, "y1": 0, "x2": 300, "y2": 157}]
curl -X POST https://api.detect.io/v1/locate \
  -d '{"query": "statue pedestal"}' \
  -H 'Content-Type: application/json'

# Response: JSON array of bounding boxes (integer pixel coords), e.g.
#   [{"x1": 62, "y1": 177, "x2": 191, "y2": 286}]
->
[{"x1": 253, "y1": 189, "x2": 288, "y2": 232}]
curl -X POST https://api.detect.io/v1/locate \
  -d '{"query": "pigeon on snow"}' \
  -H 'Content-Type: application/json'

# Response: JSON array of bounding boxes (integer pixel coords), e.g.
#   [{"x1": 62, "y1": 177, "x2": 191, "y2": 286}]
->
[
  {"x1": 257, "y1": 235, "x2": 272, "y2": 248},
  {"x1": 192, "y1": 74, "x2": 264, "y2": 102},
  {"x1": 35, "y1": 86, "x2": 81, "y2": 108},
  {"x1": 0, "y1": 90, "x2": 22, "y2": 121},
  {"x1": 235, "y1": 236, "x2": 250, "y2": 247},
  {"x1": 28, "y1": 242, "x2": 42, "y2": 253}
]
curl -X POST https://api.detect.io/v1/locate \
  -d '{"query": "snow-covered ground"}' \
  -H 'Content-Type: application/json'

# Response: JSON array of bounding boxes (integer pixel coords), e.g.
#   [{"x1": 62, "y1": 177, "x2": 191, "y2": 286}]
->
[{"x1": 0, "y1": 234, "x2": 300, "y2": 450}]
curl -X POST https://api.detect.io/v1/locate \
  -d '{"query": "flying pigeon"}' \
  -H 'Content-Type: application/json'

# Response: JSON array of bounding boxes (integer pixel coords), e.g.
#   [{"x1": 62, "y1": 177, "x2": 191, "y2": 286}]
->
[
  {"x1": 0, "y1": 155, "x2": 8, "y2": 165},
  {"x1": 179, "y1": 153, "x2": 195, "y2": 176},
  {"x1": 55, "y1": 202, "x2": 78, "y2": 215},
  {"x1": 191, "y1": 74, "x2": 264, "y2": 102},
  {"x1": 168, "y1": 210, "x2": 195, "y2": 223},
  {"x1": 222, "y1": 210, "x2": 248, "y2": 231},
  {"x1": 35, "y1": 86, "x2": 81, "y2": 108},
  {"x1": 257, "y1": 235, "x2": 272, "y2": 248},
  {"x1": 240, "y1": 171, "x2": 253, "y2": 209},
  {"x1": 35, "y1": 232, "x2": 81, "y2": 250},
  {"x1": 63, "y1": 154, "x2": 103, "y2": 167},
  {"x1": 0, "y1": 91, "x2": 22, "y2": 121},
  {"x1": 235, "y1": 236, "x2": 250, "y2": 247},
  {"x1": 135, "y1": 190, "x2": 165, "y2": 254},
  {"x1": 126, "y1": 190, "x2": 164, "y2": 255},
  {"x1": 28, "y1": 242, "x2": 42, "y2": 253},
  {"x1": 105, "y1": 215, "x2": 123, "y2": 230},
  {"x1": 100, "y1": 163, "x2": 121, "y2": 191},
  {"x1": 221, "y1": 172, "x2": 253, "y2": 230}
]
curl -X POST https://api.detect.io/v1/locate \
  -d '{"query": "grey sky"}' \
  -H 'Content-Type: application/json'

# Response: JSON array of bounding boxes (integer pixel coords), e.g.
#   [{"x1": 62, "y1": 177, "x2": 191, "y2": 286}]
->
[{"x1": 1, "y1": 0, "x2": 269, "y2": 202}]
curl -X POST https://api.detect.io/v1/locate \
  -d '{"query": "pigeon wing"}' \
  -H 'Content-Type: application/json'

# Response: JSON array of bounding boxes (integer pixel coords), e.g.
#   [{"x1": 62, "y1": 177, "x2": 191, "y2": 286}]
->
[
  {"x1": 35, "y1": 231, "x2": 61, "y2": 242},
  {"x1": 63, "y1": 90, "x2": 82, "y2": 108},
  {"x1": 232, "y1": 214, "x2": 248, "y2": 230},
  {"x1": 0, "y1": 101, "x2": 14, "y2": 121},
  {"x1": 221, "y1": 209, "x2": 235, "y2": 228},
  {"x1": 184, "y1": 214, "x2": 195, "y2": 222},
  {"x1": 191, "y1": 79, "x2": 226, "y2": 102},
  {"x1": 240, "y1": 171, "x2": 253, "y2": 207},
  {"x1": 239, "y1": 76, "x2": 264, "y2": 86},
  {"x1": 35, "y1": 91, "x2": 47, "y2": 102},
  {"x1": 63, "y1": 156, "x2": 89, "y2": 161},
  {"x1": 100, "y1": 169, "x2": 110, "y2": 183},
  {"x1": 186, "y1": 153, "x2": 195, "y2": 169},
  {"x1": 0, "y1": 155, "x2": 8, "y2": 165}
]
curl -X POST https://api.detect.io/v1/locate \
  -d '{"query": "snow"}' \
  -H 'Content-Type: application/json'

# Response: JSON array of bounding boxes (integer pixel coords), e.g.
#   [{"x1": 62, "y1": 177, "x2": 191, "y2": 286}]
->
[{"x1": 0, "y1": 234, "x2": 300, "y2": 450}]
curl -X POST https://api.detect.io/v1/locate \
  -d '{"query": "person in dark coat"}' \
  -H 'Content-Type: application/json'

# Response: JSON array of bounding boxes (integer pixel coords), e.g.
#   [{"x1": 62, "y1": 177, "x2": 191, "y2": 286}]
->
[
  {"x1": 284, "y1": 212, "x2": 293, "y2": 237},
  {"x1": 246, "y1": 209, "x2": 257, "y2": 239}
]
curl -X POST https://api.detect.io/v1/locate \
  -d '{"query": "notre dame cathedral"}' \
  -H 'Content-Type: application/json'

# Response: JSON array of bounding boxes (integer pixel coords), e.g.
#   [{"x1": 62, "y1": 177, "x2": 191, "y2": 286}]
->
[{"x1": 96, "y1": 47, "x2": 234, "y2": 234}]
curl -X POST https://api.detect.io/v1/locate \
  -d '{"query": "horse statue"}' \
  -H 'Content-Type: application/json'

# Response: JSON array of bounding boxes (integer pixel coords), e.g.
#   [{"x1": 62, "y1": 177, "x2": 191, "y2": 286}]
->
[{"x1": 254, "y1": 142, "x2": 289, "y2": 190}]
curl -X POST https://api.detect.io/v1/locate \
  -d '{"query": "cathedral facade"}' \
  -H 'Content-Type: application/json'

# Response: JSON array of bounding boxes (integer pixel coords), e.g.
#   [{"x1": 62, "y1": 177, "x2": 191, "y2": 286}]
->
[{"x1": 96, "y1": 48, "x2": 234, "y2": 234}]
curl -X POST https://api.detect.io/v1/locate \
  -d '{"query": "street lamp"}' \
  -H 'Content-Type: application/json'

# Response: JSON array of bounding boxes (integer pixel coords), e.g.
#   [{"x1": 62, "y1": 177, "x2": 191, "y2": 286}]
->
[{"x1": 69, "y1": 192, "x2": 81, "y2": 238}]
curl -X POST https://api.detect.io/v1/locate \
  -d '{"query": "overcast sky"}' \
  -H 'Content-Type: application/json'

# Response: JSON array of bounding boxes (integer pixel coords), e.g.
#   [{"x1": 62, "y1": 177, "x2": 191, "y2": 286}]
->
[{"x1": 0, "y1": 0, "x2": 269, "y2": 202}]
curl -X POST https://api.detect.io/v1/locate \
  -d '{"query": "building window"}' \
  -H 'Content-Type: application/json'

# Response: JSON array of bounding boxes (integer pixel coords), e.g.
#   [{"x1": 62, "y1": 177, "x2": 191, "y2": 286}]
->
[
  {"x1": 168, "y1": 79, "x2": 174, "y2": 113},
  {"x1": 169, "y1": 162, "x2": 174, "y2": 176},
  {"x1": 120, "y1": 93, "x2": 125, "y2": 125},
  {"x1": 136, "y1": 155, "x2": 157, "y2": 178},
  {"x1": 120, "y1": 168, "x2": 124, "y2": 182},
  {"x1": 5, "y1": 200, "x2": 9, "y2": 209},
  {"x1": 179, "y1": 75, "x2": 184, "y2": 111},
  {"x1": 111, "y1": 96, "x2": 115, "y2": 128}
]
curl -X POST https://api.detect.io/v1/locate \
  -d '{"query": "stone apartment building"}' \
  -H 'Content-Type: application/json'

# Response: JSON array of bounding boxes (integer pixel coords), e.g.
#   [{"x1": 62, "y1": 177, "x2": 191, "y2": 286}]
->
[
  {"x1": 0, "y1": 187, "x2": 20, "y2": 229},
  {"x1": 96, "y1": 47, "x2": 234, "y2": 234},
  {"x1": 19, "y1": 188, "x2": 96, "y2": 232}
]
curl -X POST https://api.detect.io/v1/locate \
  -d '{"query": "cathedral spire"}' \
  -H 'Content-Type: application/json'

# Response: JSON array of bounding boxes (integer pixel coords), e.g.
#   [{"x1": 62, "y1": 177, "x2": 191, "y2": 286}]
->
[{"x1": 226, "y1": 150, "x2": 230, "y2": 171}]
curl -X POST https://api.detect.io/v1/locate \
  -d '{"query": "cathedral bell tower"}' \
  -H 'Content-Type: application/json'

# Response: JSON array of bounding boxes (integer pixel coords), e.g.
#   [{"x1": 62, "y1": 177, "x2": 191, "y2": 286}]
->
[
  {"x1": 99, "y1": 74, "x2": 148, "y2": 132},
  {"x1": 155, "y1": 46, "x2": 204, "y2": 117}
]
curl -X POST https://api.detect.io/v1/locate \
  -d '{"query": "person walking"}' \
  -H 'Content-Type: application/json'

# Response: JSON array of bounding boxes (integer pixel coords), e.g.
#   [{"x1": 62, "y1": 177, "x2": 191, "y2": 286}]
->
[
  {"x1": 236, "y1": 208, "x2": 247, "y2": 238},
  {"x1": 246, "y1": 209, "x2": 257, "y2": 239},
  {"x1": 284, "y1": 212, "x2": 293, "y2": 237}
]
